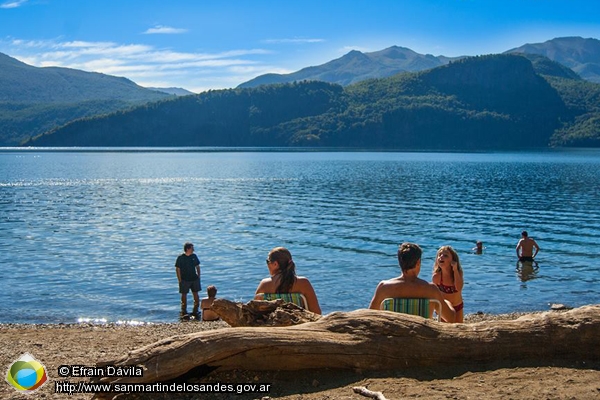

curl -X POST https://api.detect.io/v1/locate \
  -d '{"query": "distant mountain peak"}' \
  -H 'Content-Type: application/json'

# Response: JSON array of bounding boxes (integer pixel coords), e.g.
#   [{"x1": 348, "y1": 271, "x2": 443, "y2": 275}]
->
[
  {"x1": 0, "y1": 52, "x2": 31, "y2": 67},
  {"x1": 238, "y1": 46, "x2": 453, "y2": 88},
  {"x1": 506, "y1": 36, "x2": 600, "y2": 82},
  {"x1": 146, "y1": 87, "x2": 195, "y2": 96},
  {"x1": 0, "y1": 51, "x2": 170, "y2": 145},
  {"x1": 237, "y1": 36, "x2": 600, "y2": 89}
]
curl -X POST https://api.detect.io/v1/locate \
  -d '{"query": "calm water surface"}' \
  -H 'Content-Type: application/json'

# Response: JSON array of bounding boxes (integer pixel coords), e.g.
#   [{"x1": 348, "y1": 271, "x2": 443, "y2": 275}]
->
[{"x1": 1, "y1": 149, "x2": 599, "y2": 323}]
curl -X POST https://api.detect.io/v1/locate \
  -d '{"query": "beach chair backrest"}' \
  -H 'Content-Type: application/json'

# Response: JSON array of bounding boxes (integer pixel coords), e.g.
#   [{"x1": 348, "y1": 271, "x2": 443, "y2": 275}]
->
[
  {"x1": 258, "y1": 292, "x2": 308, "y2": 309},
  {"x1": 380, "y1": 298, "x2": 441, "y2": 320}
]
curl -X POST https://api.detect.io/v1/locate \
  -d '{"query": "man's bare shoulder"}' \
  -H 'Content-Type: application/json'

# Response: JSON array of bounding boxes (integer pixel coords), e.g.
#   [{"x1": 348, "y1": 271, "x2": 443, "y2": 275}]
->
[
  {"x1": 375, "y1": 277, "x2": 439, "y2": 299},
  {"x1": 424, "y1": 281, "x2": 444, "y2": 295},
  {"x1": 375, "y1": 276, "x2": 412, "y2": 288}
]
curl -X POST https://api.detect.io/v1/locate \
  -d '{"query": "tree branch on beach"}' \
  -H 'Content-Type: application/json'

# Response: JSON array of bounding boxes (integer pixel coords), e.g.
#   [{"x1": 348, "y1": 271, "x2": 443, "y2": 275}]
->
[
  {"x1": 95, "y1": 304, "x2": 600, "y2": 385},
  {"x1": 353, "y1": 386, "x2": 388, "y2": 400},
  {"x1": 209, "y1": 298, "x2": 321, "y2": 327}
]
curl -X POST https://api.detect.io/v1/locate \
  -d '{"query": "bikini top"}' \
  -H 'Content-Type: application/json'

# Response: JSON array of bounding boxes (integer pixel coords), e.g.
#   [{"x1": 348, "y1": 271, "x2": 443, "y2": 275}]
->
[{"x1": 437, "y1": 275, "x2": 458, "y2": 294}]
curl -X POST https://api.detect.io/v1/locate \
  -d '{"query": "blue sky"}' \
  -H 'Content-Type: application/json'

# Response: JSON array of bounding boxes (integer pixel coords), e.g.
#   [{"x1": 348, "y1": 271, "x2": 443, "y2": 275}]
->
[{"x1": 1, "y1": 0, "x2": 599, "y2": 93}]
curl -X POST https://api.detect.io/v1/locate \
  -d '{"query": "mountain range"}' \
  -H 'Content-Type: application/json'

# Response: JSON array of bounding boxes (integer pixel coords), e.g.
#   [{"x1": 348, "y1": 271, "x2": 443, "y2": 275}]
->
[
  {"x1": 0, "y1": 53, "x2": 180, "y2": 145},
  {"x1": 2, "y1": 36, "x2": 600, "y2": 147},
  {"x1": 506, "y1": 36, "x2": 600, "y2": 83},
  {"x1": 239, "y1": 36, "x2": 600, "y2": 88},
  {"x1": 0, "y1": 53, "x2": 170, "y2": 104},
  {"x1": 26, "y1": 53, "x2": 600, "y2": 149},
  {"x1": 238, "y1": 46, "x2": 459, "y2": 88}
]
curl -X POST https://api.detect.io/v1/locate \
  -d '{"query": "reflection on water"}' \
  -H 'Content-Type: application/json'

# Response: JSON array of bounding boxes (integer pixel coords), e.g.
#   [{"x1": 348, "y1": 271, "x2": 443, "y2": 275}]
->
[
  {"x1": 1, "y1": 149, "x2": 600, "y2": 323},
  {"x1": 516, "y1": 260, "x2": 540, "y2": 284}
]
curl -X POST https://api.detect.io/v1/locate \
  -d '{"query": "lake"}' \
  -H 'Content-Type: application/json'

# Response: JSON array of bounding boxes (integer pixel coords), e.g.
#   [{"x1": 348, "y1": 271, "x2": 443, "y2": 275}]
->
[{"x1": 1, "y1": 148, "x2": 599, "y2": 324}]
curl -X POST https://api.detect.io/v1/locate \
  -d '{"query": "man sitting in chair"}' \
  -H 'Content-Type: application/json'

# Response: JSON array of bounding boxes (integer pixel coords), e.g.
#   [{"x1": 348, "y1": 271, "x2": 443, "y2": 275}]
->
[{"x1": 368, "y1": 242, "x2": 456, "y2": 323}]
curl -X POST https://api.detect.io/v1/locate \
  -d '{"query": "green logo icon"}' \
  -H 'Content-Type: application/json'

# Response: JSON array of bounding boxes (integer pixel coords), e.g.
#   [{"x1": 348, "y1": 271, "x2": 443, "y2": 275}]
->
[{"x1": 6, "y1": 353, "x2": 48, "y2": 393}]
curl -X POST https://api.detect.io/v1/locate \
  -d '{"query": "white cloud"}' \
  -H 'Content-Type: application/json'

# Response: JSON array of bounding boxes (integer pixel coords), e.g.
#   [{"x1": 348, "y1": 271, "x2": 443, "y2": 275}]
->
[
  {"x1": 0, "y1": 0, "x2": 27, "y2": 9},
  {"x1": 1, "y1": 37, "x2": 274, "y2": 91},
  {"x1": 143, "y1": 25, "x2": 188, "y2": 35},
  {"x1": 213, "y1": 49, "x2": 272, "y2": 58},
  {"x1": 227, "y1": 65, "x2": 291, "y2": 75},
  {"x1": 262, "y1": 38, "x2": 324, "y2": 44}
]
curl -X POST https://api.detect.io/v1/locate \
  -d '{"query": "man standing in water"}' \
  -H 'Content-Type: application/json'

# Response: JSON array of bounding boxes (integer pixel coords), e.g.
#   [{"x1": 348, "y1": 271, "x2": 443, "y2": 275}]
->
[
  {"x1": 516, "y1": 231, "x2": 540, "y2": 262},
  {"x1": 175, "y1": 242, "x2": 201, "y2": 318}
]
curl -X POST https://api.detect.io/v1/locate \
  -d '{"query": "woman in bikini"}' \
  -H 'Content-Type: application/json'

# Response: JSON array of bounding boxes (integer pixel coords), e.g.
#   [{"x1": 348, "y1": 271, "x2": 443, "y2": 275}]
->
[
  {"x1": 432, "y1": 245, "x2": 464, "y2": 322},
  {"x1": 254, "y1": 247, "x2": 322, "y2": 314}
]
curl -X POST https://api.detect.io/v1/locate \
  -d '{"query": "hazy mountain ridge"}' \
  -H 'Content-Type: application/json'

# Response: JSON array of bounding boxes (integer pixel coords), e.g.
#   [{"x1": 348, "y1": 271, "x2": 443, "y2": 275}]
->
[
  {"x1": 506, "y1": 37, "x2": 600, "y2": 83},
  {"x1": 0, "y1": 52, "x2": 170, "y2": 145},
  {"x1": 238, "y1": 46, "x2": 455, "y2": 88},
  {"x1": 146, "y1": 87, "x2": 196, "y2": 96},
  {"x1": 28, "y1": 54, "x2": 599, "y2": 149},
  {"x1": 0, "y1": 53, "x2": 168, "y2": 103},
  {"x1": 239, "y1": 36, "x2": 600, "y2": 88}
]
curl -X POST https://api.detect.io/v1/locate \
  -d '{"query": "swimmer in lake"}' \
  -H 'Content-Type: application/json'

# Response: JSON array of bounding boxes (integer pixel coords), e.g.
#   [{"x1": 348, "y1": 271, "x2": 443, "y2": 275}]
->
[{"x1": 473, "y1": 241, "x2": 484, "y2": 254}]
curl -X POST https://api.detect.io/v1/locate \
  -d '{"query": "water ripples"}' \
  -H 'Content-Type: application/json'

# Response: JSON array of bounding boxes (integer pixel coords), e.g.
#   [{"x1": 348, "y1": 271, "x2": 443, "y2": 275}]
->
[{"x1": 1, "y1": 150, "x2": 599, "y2": 323}]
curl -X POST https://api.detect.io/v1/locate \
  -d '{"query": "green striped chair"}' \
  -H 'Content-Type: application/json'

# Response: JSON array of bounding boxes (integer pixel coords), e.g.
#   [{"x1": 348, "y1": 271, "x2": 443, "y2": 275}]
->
[
  {"x1": 257, "y1": 293, "x2": 308, "y2": 309},
  {"x1": 380, "y1": 298, "x2": 441, "y2": 320}
]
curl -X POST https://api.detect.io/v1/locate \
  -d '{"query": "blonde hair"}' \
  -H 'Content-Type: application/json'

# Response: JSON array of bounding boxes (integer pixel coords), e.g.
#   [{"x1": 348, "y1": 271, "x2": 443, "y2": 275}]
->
[{"x1": 433, "y1": 245, "x2": 463, "y2": 275}]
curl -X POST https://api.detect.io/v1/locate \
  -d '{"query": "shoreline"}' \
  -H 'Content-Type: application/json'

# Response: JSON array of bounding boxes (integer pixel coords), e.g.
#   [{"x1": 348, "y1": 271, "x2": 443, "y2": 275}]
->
[
  {"x1": 3, "y1": 308, "x2": 598, "y2": 400},
  {"x1": 0, "y1": 308, "x2": 557, "y2": 328}
]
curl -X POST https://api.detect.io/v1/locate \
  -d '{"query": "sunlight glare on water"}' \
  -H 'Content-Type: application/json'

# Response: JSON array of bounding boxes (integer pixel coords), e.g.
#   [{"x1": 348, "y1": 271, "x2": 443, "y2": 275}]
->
[{"x1": 1, "y1": 149, "x2": 599, "y2": 323}]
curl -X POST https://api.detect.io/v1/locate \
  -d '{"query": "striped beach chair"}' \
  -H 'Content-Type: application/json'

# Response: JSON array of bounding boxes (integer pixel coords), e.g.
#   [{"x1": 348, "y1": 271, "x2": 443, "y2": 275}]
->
[
  {"x1": 380, "y1": 298, "x2": 441, "y2": 320},
  {"x1": 257, "y1": 292, "x2": 309, "y2": 309}
]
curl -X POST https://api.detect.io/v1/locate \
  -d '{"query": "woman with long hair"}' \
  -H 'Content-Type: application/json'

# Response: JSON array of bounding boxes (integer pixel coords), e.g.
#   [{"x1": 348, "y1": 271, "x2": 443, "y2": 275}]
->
[
  {"x1": 432, "y1": 245, "x2": 464, "y2": 322},
  {"x1": 254, "y1": 247, "x2": 321, "y2": 314}
]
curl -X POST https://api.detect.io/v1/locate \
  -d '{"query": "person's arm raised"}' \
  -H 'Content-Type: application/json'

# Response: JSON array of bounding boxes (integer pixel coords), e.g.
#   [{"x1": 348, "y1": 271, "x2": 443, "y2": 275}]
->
[{"x1": 452, "y1": 262, "x2": 464, "y2": 292}]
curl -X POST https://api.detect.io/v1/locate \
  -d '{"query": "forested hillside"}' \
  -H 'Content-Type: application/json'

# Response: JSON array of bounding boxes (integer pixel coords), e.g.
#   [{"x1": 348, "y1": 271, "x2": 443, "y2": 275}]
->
[
  {"x1": 0, "y1": 52, "x2": 169, "y2": 145},
  {"x1": 27, "y1": 54, "x2": 600, "y2": 149},
  {"x1": 28, "y1": 82, "x2": 345, "y2": 146}
]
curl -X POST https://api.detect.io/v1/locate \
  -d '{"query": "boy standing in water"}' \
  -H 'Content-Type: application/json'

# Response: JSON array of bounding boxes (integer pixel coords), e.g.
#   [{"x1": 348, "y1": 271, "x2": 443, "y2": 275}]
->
[
  {"x1": 175, "y1": 242, "x2": 201, "y2": 318},
  {"x1": 516, "y1": 231, "x2": 540, "y2": 262}
]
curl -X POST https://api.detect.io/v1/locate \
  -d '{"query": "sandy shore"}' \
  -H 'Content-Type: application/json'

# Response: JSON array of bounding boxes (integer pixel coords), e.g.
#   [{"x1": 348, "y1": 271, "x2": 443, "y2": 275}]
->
[{"x1": 2, "y1": 311, "x2": 599, "y2": 400}]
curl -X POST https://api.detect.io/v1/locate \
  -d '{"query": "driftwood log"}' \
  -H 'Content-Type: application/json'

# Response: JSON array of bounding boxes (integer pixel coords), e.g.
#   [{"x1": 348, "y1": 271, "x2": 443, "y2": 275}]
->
[
  {"x1": 211, "y1": 298, "x2": 321, "y2": 327},
  {"x1": 96, "y1": 304, "x2": 600, "y2": 384}
]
